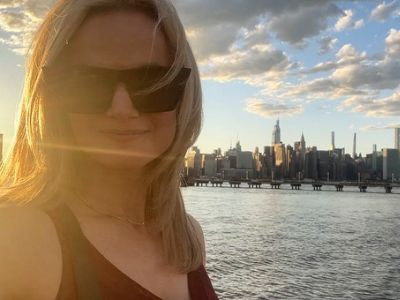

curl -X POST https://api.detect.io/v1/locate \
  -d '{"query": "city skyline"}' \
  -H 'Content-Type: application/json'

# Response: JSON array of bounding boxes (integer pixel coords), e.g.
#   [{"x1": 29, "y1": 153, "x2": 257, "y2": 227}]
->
[
  {"x1": 191, "y1": 120, "x2": 400, "y2": 156},
  {"x1": 0, "y1": 1, "x2": 400, "y2": 156}
]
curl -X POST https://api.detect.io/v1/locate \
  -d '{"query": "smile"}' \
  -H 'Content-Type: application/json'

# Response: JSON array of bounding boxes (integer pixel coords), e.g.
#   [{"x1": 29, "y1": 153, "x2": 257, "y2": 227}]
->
[
  {"x1": 101, "y1": 129, "x2": 150, "y2": 135},
  {"x1": 100, "y1": 129, "x2": 150, "y2": 142}
]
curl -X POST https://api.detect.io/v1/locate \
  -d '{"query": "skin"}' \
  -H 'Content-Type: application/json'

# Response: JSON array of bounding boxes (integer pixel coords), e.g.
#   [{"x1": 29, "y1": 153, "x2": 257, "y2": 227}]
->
[{"x1": 0, "y1": 9, "x2": 206, "y2": 300}]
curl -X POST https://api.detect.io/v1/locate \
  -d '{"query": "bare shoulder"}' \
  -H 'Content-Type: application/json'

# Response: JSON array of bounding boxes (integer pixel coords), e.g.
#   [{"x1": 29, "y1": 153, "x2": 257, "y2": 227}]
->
[
  {"x1": 187, "y1": 214, "x2": 207, "y2": 266},
  {"x1": 0, "y1": 206, "x2": 62, "y2": 300}
]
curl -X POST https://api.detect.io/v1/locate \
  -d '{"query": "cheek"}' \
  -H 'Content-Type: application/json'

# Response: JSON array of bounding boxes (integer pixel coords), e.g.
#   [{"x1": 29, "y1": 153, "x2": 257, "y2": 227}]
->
[
  {"x1": 67, "y1": 114, "x2": 97, "y2": 142},
  {"x1": 148, "y1": 111, "x2": 177, "y2": 143}
]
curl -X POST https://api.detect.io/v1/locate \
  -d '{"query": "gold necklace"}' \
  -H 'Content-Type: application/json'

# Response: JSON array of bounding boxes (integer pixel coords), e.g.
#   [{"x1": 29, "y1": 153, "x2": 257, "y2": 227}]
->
[{"x1": 73, "y1": 191, "x2": 145, "y2": 226}]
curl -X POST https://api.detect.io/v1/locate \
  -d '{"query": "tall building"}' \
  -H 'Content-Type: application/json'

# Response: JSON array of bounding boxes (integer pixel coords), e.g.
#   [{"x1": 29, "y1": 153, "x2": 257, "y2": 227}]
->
[
  {"x1": 301, "y1": 132, "x2": 306, "y2": 151},
  {"x1": 262, "y1": 146, "x2": 274, "y2": 178},
  {"x1": 304, "y1": 147, "x2": 318, "y2": 179},
  {"x1": 253, "y1": 147, "x2": 263, "y2": 178},
  {"x1": 272, "y1": 119, "x2": 281, "y2": 145},
  {"x1": 185, "y1": 147, "x2": 201, "y2": 178},
  {"x1": 274, "y1": 143, "x2": 286, "y2": 179},
  {"x1": 300, "y1": 132, "x2": 306, "y2": 172},
  {"x1": 383, "y1": 148, "x2": 400, "y2": 180},
  {"x1": 372, "y1": 144, "x2": 378, "y2": 171},
  {"x1": 317, "y1": 150, "x2": 330, "y2": 180},
  {"x1": 201, "y1": 154, "x2": 217, "y2": 177},
  {"x1": 353, "y1": 133, "x2": 357, "y2": 159},
  {"x1": 237, "y1": 151, "x2": 253, "y2": 169},
  {"x1": 395, "y1": 128, "x2": 400, "y2": 150},
  {"x1": 331, "y1": 131, "x2": 335, "y2": 150}
]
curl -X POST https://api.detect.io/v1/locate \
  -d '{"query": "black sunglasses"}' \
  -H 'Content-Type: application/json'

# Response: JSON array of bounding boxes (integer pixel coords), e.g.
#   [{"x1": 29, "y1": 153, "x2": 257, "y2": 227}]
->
[{"x1": 41, "y1": 65, "x2": 191, "y2": 114}]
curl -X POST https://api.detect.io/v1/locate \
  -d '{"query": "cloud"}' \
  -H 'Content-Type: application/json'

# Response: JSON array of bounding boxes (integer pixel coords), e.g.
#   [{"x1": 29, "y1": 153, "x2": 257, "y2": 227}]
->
[
  {"x1": 295, "y1": 27, "x2": 400, "y2": 99},
  {"x1": 0, "y1": 11, "x2": 31, "y2": 32},
  {"x1": 202, "y1": 43, "x2": 291, "y2": 83},
  {"x1": 336, "y1": 44, "x2": 367, "y2": 64},
  {"x1": 360, "y1": 123, "x2": 400, "y2": 131},
  {"x1": 319, "y1": 36, "x2": 338, "y2": 54},
  {"x1": 186, "y1": 24, "x2": 239, "y2": 61},
  {"x1": 0, "y1": 0, "x2": 53, "y2": 54},
  {"x1": 0, "y1": 0, "x2": 25, "y2": 9},
  {"x1": 0, "y1": 33, "x2": 29, "y2": 54},
  {"x1": 303, "y1": 44, "x2": 367, "y2": 74},
  {"x1": 267, "y1": 3, "x2": 341, "y2": 47},
  {"x1": 176, "y1": 0, "x2": 343, "y2": 57},
  {"x1": 361, "y1": 124, "x2": 400, "y2": 132},
  {"x1": 335, "y1": 9, "x2": 353, "y2": 31},
  {"x1": 386, "y1": 28, "x2": 400, "y2": 59},
  {"x1": 245, "y1": 98, "x2": 304, "y2": 118},
  {"x1": 338, "y1": 92, "x2": 400, "y2": 117},
  {"x1": 370, "y1": 1, "x2": 399, "y2": 21},
  {"x1": 335, "y1": 9, "x2": 364, "y2": 31},
  {"x1": 354, "y1": 19, "x2": 365, "y2": 29}
]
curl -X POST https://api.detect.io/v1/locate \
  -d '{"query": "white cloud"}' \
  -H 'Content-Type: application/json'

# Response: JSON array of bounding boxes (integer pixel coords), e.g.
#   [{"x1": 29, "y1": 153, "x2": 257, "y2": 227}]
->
[
  {"x1": 293, "y1": 26, "x2": 400, "y2": 103},
  {"x1": 386, "y1": 28, "x2": 400, "y2": 59},
  {"x1": 201, "y1": 42, "x2": 291, "y2": 83},
  {"x1": 354, "y1": 19, "x2": 365, "y2": 29},
  {"x1": 336, "y1": 44, "x2": 367, "y2": 64},
  {"x1": 360, "y1": 123, "x2": 400, "y2": 131},
  {"x1": 335, "y1": 9, "x2": 354, "y2": 31},
  {"x1": 335, "y1": 9, "x2": 364, "y2": 31},
  {"x1": 370, "y1": 1, "x2": 399, "y2": 21},
  {"x1": 245, "y1": 98, "x2": 304, "y2": 118},
  {"x1": 0, "y1": 0, "x2": 25, "y2": 9},
  {"x1": 338, "y1": 92, "x2": 400, "y2": 117},
  {"x1": 0, "y1": 11, "x2": 32, "y2": 32},
  {"x1": 303, "y1": 44, "x2": 367, "y2": 74},
  {"x1": 319, "y1": 36, "x2": 338, "y2": 54},
  {"x1": 0, "y1": 0, "x2": 53, "y2": 53}
]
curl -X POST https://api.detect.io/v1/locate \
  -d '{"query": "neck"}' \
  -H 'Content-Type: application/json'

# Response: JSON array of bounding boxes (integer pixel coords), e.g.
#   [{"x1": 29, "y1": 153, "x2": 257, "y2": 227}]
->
[{"x1": 69, "y1": 157, "x2": 148, "y2": 225}]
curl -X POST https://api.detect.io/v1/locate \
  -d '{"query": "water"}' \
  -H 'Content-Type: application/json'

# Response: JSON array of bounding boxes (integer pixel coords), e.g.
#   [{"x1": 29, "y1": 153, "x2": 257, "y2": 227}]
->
[{"x1": 182, "y1": 185, "x2": 400, "y2": 300}]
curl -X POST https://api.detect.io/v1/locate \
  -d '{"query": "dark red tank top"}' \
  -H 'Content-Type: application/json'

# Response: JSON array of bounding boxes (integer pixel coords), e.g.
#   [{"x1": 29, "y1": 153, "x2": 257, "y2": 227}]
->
[{"x1": 46, "y1": 205, "x2": 219, "y2": 300}]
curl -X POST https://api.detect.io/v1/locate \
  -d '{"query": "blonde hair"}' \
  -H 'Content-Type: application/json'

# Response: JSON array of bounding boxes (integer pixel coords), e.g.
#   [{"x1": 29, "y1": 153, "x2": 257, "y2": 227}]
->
[{"x1": 0, "y1": 0, "x2": 203, "y2": 272}]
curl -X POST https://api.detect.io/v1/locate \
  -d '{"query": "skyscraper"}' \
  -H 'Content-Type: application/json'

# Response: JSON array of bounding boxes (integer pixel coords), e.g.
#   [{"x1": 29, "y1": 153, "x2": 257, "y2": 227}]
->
[
  {"x1": 331, "y1": 131, "x2": 335, "y2": 150},
  {"x1": 297, "y1": 132, "x2": 306, "y2": 174},
  {"x1": 372, "y1": 144, "x2": 378, "y2": 171},
  {"x1": 353, "y1": 133, "x2": 357, "y2": 159},
  {"x1": 395, "y1": 128, "x2": 400, "y2": 150},
  {"x1": 272, "y1": 119, "x2": 281, "y2": 145},
  {"x1": 300, "y1": 132, "x2": 306, "y2": 151},
  {"x1": 383, "y1": 148, "x2": 400, "y2": 180}
]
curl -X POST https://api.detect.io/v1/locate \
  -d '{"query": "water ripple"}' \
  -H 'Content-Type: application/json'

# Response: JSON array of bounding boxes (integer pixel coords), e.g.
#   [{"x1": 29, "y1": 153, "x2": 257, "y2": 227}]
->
[{"x1": 183, "y1": 186, "x2": 400, "y2": 299}]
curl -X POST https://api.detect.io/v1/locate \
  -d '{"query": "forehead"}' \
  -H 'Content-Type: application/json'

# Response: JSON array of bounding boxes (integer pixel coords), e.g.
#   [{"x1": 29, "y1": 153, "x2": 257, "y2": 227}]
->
[{"x1": 65, "y1": 9, "x2": 172, "y2": 69}]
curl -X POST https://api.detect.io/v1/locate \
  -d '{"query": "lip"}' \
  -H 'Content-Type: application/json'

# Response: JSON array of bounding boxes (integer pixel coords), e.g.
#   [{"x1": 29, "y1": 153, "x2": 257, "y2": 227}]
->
[{"x1": 100, "y1": 128, "x2": 150, "y2": 142}]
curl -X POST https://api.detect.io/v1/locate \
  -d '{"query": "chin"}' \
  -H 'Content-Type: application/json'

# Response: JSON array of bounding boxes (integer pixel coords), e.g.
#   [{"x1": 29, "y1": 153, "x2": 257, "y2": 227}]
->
[
  {"x1": 73, "y1": 140, "x2": 171, "y2": 171},
  {"x1": 89, "y1": 154, "x2": 155, "y2": 171}
]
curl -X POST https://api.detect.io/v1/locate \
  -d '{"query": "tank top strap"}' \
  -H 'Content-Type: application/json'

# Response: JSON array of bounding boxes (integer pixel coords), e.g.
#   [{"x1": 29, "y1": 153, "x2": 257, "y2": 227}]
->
[{"x1": 47, "y1": 204, "x2": 103, "y2": 300}]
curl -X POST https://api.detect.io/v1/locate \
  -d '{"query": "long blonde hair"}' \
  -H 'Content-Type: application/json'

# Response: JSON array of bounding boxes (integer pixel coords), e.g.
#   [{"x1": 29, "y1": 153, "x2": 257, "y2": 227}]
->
[{"x1": 0, "y1": 0, "x2": 203, "y2": 272}]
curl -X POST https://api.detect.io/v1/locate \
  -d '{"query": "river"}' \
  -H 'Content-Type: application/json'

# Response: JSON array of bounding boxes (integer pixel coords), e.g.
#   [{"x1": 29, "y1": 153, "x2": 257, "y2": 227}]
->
[{"x1": 182, "y1": 185, "x2": 400, "y2": 299}]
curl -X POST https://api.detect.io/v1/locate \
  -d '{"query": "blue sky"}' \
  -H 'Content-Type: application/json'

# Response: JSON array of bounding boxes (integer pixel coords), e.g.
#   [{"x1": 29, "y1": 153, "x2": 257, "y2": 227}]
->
[{"x1": 0, "y1": 0, "x2": 399, "y2": 156}]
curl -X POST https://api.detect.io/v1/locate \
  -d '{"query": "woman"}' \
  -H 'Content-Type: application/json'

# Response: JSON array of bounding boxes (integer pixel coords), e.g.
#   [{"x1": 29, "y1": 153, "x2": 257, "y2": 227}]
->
[{"x1": 0, "y1": 0, "x2": 218, "y2": 299}]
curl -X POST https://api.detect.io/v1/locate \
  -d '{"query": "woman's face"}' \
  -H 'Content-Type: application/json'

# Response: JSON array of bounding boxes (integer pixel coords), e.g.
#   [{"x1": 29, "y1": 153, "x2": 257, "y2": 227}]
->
[{"x1": 65, "y1": 10, "x2": 176, "y2": 170}]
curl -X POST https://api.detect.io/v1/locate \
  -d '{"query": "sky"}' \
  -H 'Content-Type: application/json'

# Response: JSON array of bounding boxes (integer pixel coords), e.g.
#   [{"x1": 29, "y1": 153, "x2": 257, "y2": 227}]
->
[{"x1": 0, "y1": 0, "x2": 399, "y2": 157}]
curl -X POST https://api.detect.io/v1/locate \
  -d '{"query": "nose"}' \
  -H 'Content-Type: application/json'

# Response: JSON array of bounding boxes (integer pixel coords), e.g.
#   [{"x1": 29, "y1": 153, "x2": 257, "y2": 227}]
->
[{"x1": 106, "y1": 83, "x2": 140, "y2": 118}]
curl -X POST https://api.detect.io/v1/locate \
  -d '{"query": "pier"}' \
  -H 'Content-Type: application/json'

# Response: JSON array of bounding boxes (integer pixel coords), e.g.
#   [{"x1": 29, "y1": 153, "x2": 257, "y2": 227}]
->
[{"x1": 184, "y1": 178, "x2": 400, "y2": 194}]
